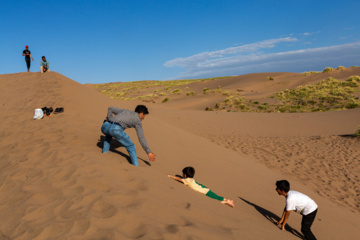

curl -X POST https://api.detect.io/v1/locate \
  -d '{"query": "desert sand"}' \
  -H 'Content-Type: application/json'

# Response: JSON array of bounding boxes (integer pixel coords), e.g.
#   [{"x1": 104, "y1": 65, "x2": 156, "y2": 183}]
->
[{"x1": 0, "y1": 70, "x2": 359, "y2": 240}]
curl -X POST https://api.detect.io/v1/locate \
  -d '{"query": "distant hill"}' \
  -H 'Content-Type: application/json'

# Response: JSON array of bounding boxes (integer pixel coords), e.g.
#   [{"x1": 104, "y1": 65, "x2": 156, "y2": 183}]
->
[{"x1": 88, "y1": 67, "x2": 360, "y2": 111}]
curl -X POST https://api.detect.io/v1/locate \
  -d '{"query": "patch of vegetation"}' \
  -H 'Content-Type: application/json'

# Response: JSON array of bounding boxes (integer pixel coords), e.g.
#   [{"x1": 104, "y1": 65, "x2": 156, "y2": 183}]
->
[
  {"x1": 212, "y1": 86, "x2": 222, "y2": 93},
  {"x1": 353, "y1": 126, "x2": 360, "y2": 137},
  {"x1": 267, "y1": 76, "x2": 274, "y2": 80},
  {"x1": 203, "y1": 88, "x2": 210, "y2": 95},
  {"x1": 303, "y1": 71, "x2": 321, "y2": 75},
  {"x1": 92, "y1": 76, "x2": 234, "y2": 102},
  {"x1": 162, "y1": 97, "x2": 169, "y2": 103},
  {"x1": 171, "y1": 89, "x2": 182, "y2": 95},
  {"x1": 271, "y1": 76, "x2": 360, "y2": 112},
  {"x1": 186, "y1": 91, "x2": 196, "y2": 96},
  {"x1": 323, "y1": 67, "x2": 334, "y2": 73},
  {"x1": 207, "y1": 76, "x2": 360, "y2": 113}
]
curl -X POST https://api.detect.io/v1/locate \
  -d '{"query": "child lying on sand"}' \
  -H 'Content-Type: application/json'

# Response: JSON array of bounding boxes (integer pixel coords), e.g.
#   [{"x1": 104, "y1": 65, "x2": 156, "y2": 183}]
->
[{"x1": 167, "y1": 166, "x2": 235, "y2": 208}]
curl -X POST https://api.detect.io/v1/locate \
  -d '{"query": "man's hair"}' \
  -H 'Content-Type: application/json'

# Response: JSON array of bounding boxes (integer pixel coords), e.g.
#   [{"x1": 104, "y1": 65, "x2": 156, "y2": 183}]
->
[
  {"x1": 276, "y1": 180, "x2": 290, "y2": 193},
  {"x1": 182, "y1": 166, "x2": 195, "y2": 178},
  {"x1": 135, "y1": 105, "x2": 149, "y2": 114}
]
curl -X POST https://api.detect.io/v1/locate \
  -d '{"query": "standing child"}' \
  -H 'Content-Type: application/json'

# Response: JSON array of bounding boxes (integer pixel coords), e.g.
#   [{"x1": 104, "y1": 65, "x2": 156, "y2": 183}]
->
[
  {"x1": 167, "y1": 166, "x2": 234, "y2": 208},
  {"x1": 22, "y1": 45, "x2": 34, "y2": 72},
  {"x1": 276, "y1": 180, "x2": 318, "y2": 240}
]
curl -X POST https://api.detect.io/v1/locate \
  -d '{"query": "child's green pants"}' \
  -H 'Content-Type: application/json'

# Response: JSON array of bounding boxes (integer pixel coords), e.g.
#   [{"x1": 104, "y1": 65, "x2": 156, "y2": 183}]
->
[{"x1": 206, "y1": 190, "x2": 224, "y2": 201}]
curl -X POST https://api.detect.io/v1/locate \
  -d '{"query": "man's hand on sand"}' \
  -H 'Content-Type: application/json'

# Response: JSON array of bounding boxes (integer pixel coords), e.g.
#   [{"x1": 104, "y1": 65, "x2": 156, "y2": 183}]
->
[{"x1": 148, "y1": 152, "x2": 156, "y2": 161}]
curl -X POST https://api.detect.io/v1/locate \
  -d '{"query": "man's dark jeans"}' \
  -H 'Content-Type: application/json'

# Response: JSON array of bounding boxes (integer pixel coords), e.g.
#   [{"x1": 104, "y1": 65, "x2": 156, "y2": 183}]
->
[{"x1": 301, "y1": 208, "x2": 317, "y2": 240}]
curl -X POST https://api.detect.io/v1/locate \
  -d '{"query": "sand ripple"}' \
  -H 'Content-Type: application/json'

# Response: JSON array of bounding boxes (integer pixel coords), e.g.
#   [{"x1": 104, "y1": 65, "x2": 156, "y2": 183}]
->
[{"x1": 203, "y1": 134, "x2": 360, "y2": 212}]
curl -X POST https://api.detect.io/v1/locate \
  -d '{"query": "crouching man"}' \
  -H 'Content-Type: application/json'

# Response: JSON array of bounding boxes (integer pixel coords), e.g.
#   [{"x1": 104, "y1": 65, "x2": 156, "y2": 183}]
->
[
  {"x1": 40, "y1": 56, "x2": 50, "y2": 73},
  {"x1": 101, "y1": 105, "x2": 156, "y2": 166}
]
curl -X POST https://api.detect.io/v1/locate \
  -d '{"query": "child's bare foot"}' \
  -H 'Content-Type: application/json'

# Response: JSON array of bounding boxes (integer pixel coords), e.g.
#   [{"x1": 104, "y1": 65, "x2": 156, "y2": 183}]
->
[{"x1": 221, "y1": 199, "x2": 235, "y2": 208}]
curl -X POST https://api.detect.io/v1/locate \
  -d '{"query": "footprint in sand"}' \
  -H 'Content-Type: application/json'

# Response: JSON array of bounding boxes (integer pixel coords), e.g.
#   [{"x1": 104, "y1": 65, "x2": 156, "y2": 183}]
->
[
  {"x1": 165, "y1": 218, "x2": 194, "y2": 234},
  {"x1": 128, "y1": 180, "x2": 149, "y2": 191},
  {"x1": 90, "y1": 198, "x2": 118, "y2": 218},
  {"x1": 27, "y1": 188, "x2": 64, "y2": 205},
  {"x1": 165, "y1": 224, "x2": 179, "y2": 233}
]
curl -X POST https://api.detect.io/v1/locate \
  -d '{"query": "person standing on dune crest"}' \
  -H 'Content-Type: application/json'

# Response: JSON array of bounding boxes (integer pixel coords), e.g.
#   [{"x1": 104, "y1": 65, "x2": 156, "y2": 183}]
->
[
  {"x1": 101, "y1": 105, "x2": 156, "y2": 166},
  {"x1": 22, "y1": 45, "x2": 34, "y2": 72}
]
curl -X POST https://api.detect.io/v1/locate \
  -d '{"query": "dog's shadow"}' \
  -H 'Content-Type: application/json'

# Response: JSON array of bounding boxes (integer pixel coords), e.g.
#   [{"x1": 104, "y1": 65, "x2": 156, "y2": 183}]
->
[
  {"x1": 239, "y1": 197, "x2": 304, "y2": 239},
  {"x1": 97, "y1": 135, "x2": 151, "y2": 166}
]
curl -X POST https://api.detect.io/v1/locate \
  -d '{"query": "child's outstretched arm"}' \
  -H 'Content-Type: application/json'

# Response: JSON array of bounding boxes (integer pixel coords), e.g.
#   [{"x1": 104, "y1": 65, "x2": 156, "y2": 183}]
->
[{"x1": 167, "y1": 174, "x2": 183, "y2": 183}]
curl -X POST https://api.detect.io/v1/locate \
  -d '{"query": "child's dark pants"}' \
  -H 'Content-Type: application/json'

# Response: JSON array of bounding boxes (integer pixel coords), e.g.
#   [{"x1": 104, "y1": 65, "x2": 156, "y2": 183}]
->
[{"x1": 301, "y1": 208, "x2": 317, "y2": 240}]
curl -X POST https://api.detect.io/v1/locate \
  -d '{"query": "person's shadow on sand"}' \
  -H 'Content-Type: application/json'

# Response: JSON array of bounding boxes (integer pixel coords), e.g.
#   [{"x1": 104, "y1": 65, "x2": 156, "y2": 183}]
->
[
  {"x1": 239, "y1": 197, "x2": 304, "y2": 239},
  {"x1": 97, "y1": 135, "x2": 151, "y2": 166}
]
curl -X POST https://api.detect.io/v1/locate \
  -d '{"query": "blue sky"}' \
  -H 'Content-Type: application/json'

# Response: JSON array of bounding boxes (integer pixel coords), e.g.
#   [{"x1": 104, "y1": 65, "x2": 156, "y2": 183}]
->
[{"x1": 1, "y1": 0, "x2": 359, "y2": 84}]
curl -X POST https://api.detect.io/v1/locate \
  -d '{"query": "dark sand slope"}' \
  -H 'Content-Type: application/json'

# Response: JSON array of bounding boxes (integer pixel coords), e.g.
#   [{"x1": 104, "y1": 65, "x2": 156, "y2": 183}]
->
[{"x1": 0, "y1": 72, "x2": 359, "y2": 239}]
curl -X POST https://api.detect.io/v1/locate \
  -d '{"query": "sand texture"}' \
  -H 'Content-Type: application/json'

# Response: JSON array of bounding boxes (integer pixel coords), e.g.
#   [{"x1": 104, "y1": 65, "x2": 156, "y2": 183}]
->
[{"x1": 0, "y1": 71, "x2": 359, "y2": 240}]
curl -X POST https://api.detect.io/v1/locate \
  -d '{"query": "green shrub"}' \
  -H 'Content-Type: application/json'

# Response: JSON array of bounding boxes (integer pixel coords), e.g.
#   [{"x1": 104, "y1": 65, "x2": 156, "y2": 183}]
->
[
  {"x1": 347, "y1": 75, "x2": 360, "y2": 82},
  {"x1": 162, "y1": 97, "x2": 169, "y2": 103},
  {"x1": 303, "y1": 71, "x2": 321, "y2": 75},
  {"x1": 353, "y1": 126, "x2": 360, "y2": 137},
  {"x1": 203, "y1": 88, "x2": 210, "y2": 95},
  {"x1": 323, "y1": 67, "x2": 334, "y2": 73},
  {"x1": 171, "y1": 89, "x2": 182, "y2": 94},
  {"x1": 186, "y1": 91, "x2": 196, "y2": 96},
  {"x1": 239, "y1": 104, "x2": 246, "y2": 110},
  {"x1": 345, "y1": 99, "x2": 360, "y2": 109},
  {"x1": 224, "y1": 96, "x2": 233, "y2": 105},
  {"x1": 271, "y1": 77, "x2": 360, "y2": 112}
]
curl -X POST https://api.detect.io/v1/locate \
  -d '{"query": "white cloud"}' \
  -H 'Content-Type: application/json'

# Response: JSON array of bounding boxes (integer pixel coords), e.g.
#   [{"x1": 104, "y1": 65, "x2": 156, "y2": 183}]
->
[
  {"x1": 164, "y1": 37, "x2": 298, "y2": 68},
  {"x1": 164, "y1": 39, "x2": 360, "y2": 79},
  {"x1": 301, "y1": 31, "x2": 320, "y2": 36}
]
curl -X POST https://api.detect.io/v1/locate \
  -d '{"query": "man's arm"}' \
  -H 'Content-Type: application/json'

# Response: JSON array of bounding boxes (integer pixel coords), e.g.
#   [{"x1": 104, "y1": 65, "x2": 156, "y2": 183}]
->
[
  {"x1": 107, "y1": 107, "x2": 125, "y2": 120},
  {"x1": 277, "y1": 208, "x2": 291, "y2": 231},
  {"x1": 30, "y1": 54, "x2": 34, "y2": 61},
  {"x1": 134, "y1": 124, "x2": 155, "y2": 162}
]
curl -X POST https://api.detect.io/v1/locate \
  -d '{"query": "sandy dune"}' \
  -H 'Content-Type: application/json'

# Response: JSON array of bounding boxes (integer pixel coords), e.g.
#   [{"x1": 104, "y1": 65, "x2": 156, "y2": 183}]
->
[{"x1": 0, "y1": 71, "x2": 359, "y2": 239}]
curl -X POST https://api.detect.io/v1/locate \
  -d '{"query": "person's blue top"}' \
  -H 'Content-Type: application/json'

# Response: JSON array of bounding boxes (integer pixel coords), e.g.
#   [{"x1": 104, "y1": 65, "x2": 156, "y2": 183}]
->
[{"x1": 40, "y1": 60, "x2": 49, "y2": 68}]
